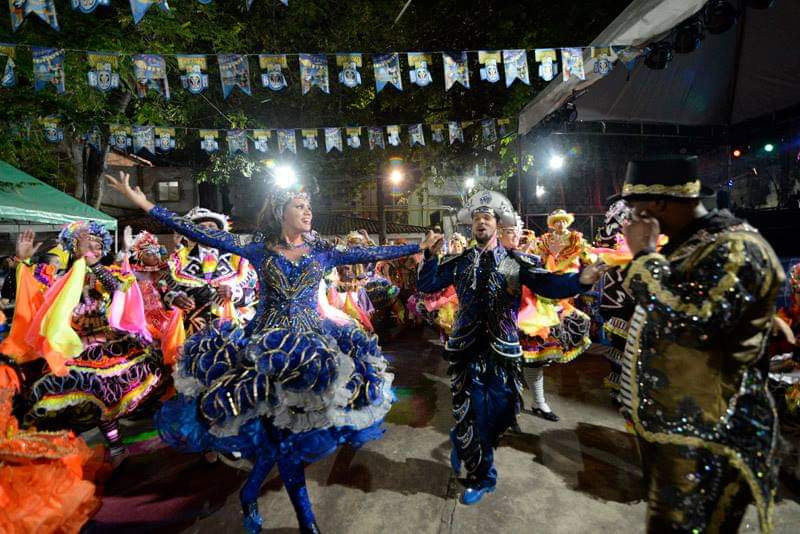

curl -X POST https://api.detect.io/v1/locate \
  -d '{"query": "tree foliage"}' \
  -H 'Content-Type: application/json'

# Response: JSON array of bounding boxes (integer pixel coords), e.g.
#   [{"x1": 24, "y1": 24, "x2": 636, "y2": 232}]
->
[{"x1": 0, "y1": 0, "x2": 632, "y2": 206}]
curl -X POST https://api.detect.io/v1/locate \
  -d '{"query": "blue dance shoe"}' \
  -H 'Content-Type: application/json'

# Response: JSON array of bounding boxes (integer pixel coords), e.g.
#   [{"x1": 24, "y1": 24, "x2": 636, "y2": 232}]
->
[
  {"x1": 242, "y1": 502, "x2": 263, "y2": 533},
  {"x1": 459, "y1": 484, "x2": 496, "y2": 505}
]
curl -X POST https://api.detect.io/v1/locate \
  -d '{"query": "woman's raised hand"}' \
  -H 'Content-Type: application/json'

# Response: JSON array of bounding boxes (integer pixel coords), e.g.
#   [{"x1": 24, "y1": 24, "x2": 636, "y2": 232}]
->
[
  {"x1": 16, "y1": 229, "x2": 42, "y2": 261},
  {"x1": 106, "y1": 171, "x2": 154, "y2": 212}
]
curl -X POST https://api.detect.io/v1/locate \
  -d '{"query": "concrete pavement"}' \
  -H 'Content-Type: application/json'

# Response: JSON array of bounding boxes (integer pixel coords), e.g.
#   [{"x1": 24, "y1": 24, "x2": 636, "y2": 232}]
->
[{"x1": 85, "y1": 326, "x2": 800, "y2": 533}]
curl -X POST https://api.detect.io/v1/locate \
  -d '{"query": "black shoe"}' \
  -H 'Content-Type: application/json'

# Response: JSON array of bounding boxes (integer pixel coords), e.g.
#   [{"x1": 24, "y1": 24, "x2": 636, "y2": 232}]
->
[
  {"x1": 530, "y1": 407, "x2": 560, "y2": 422},
  {"x1": 508, "y1": 423, "x2": 523, "y2": 434}
]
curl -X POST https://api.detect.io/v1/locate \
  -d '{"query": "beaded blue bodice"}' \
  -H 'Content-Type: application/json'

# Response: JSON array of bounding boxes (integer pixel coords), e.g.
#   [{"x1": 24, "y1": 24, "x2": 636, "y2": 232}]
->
[{"x1": 149, "y1": 205, "x2": 419, "y2": 334}]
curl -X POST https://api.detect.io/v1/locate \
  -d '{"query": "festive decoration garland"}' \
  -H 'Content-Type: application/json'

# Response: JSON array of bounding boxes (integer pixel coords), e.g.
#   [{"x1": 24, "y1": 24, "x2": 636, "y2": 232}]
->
[
  {"x1": 0, "y1": 43, "x2": 632, "y2": 98},
  {"x1": 10, "y1": 116, "x2": 514, "y2": 156}
]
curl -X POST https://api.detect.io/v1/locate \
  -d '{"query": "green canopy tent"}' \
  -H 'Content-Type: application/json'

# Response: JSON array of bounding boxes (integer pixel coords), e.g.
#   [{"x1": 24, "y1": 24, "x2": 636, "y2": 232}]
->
[{"x1": 0, "y1": 160, "x2": 117, "y2": 235}]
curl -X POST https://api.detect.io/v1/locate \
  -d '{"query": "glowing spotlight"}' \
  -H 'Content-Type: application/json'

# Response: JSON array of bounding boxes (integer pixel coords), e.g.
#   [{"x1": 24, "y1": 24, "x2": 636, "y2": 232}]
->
[
  {"x1": 732, "y1": 148, "x2": 742, "y2": 158},
  {"x1": 274, "y1": 165, "x2": 297, "y2": 188},
  {"x1": 464, "y1": 177, "x2": 476, "y2": 190},
  {"x1": 764, "y1": 143, "x2": 775, "y2": 153},
  {"x1": 549, "y1": 154, "x2": 565, "y2": 170},
  {"x1": 389, "y1": 169, "x2": 403, "y2": 184},
  {"x1": 536, "y1": 185, "x2": 546, "y2": 198}
]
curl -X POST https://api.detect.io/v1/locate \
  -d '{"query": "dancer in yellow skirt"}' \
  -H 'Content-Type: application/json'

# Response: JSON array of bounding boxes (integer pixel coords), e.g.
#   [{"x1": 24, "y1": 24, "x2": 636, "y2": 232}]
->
[{"x1": 518, "y1": 210, "x2": 594, "y2": 421}]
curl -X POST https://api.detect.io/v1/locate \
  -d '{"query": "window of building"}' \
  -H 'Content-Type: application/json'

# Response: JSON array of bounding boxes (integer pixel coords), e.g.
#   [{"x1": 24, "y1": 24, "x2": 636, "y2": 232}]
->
[{"x1": 157, "y1": 180, "x2": 180, "y2": 202}]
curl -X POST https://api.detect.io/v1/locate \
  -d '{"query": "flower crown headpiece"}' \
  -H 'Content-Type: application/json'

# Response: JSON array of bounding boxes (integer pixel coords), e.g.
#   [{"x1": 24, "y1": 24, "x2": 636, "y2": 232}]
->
[
  {"x1": 58, "y1": 220, "x2": 113, "y2": 257},
  {"x1": 131, "y1": 231, "x2": 165, "y2": 259}
]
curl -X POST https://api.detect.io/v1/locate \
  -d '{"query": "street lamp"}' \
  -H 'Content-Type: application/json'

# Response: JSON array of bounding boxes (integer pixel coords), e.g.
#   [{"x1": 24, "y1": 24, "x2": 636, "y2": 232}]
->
[
  {"x1": 536, "y1": 185, "x2": 546, "y2": 198},
  {"x1": 464, "y1": 177, "x2": 476, "y2": 190},
  {"x1": 389, "y1": 169, "x2": 403, "y2": 184},
  {"x1": 549, "y1": 154, "x2": 565, "y2": 170},
  {"x1": 274, "y1": 165, "x2": 297, "y2": 188}
]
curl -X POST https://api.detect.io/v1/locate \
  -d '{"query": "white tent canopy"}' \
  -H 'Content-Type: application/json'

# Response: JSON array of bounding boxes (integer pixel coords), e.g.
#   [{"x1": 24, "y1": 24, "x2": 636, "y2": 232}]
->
[{"x1": 518, "y1": 0, "x2": 800, "y2": 134}]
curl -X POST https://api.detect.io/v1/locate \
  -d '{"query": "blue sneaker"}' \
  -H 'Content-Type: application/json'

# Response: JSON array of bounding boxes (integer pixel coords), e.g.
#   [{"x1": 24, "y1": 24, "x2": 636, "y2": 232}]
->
[
  {"x1": 242, "y1": 501, "x2": 263, "y2": 534},
  {"x1": 450, "y1": 447, "x2": 461, "y2": 475},
  {"x1": 459, "y1": 484, "x2": 496, "y2": 505}
]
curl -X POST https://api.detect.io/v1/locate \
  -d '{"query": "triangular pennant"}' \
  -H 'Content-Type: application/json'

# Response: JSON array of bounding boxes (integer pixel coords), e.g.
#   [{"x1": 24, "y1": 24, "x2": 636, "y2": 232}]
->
[
  {"x1": 277, "y1": 129, "x2": 296, "y2": 154},
  {"x1": 373, "y1": 53, "x2": 402, "y2": 92},
  {"x1": 534, "y1": 49, "x2": 558, "y2": 82},
  {"x1": 227, "y1": 129, "x2": 249, "y2": 155},
  {"x1": 443, "y1": 52, "x2": 469, "y2": 90},
  {"x1": 478, "y1": 51, "x2": 502, "y2": 84},
  {"x1": 431, "y1": 124, "x2": 445, "y2": 144},
  {"x1": 132, "y1": 54, "x2": 170, "y2": 100},
  {"x1": 481, "y1": 119, "x2": 497, "y2": 151},
  {"x1": 497, "y1": 118, "x2": 510, "y2": 137},
  {"x1": 386, "y1": 125, "x2": 401, "y2": 147},
  {"x1": 253, "y1": 129, "x2": 271, "y2": 153},
  {"x1": 71, "y1": 0, "x2": 110, "y2": 14},
  {"x1": 503, "y1": 50, "x2": 530, "y2": 87},
  {"x1": 299, "y1": 53, "x2": 329, "y2": 94},
  {"x1": 132, "y1": 125, "x2": 156, "y2": 155},
  {"x1": 109, "y1": 124, "x2": 132, "y2": 152},
  {"x1": 368, "y1": 127, "x2": 385, "y2": 150},
  {"x1": 345, "y1": 127, "x2": 361, "y2": 149},
  {"x1": 87, "y1": 52, "x2": 120, "y2": 93},
  {"x1": 448, "y1": 122, "x2": 464, "y2": 145},
  {"x1": 10, "y1": 0, "x2": 59, "y2": 32},
  {"x1": 301, "y1": 129, "x2": 318, "y2": 150},
  {"x1": 259, "y1": 54, "x2": 288, "y2": 91},
  {"x1": 336, "y1": 53, "x2": 362, "y2": 89},
  {"x1": 155, "y1": 127, "x2": 176, "y2": 153},
  {"x1": 561, "y1": 47, "x2": 585, "y2": 82},
  {"x1": 129, "y1": 0, "x2": 170, "y2": 25},
  {"x1": 0, "y1": 44, "x2": 17, "y2": 88},
  {"x1": 408, "y1": 124, "x2": 425, "y2": 147},
  {"x1": 408, "y1": 53, "x2": 433, "y2": 87},
  {"x1": 325, "y1": 127, "x2": 343, "y2": 153},
  {"x1": 84, "y1": 126, "x2": 102, "y2": 151},
  {"x1": 591, "y1": 47, "x2": 615, "y2": 77},
  {"x1": 32, "y1": 47, "x2": 65, "y2": 94},
  {"x1": 41, "y1": 116, "x2": 63, "y2": 144},
  {"x1": 177, "y1": 54, "x2": 209, "y2": 94},
  {"x1": 199, "y1": 129, "x2": 219, "y2": 153},
  {"x1": 218, "y1": 54, "x2": 252, "y2": 99}
]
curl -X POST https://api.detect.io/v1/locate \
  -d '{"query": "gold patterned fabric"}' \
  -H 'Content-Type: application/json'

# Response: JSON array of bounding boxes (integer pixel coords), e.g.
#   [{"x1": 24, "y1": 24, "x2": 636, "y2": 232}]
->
[{"x1": 622, "y1": 212, "x2": 784, "y2": 533}]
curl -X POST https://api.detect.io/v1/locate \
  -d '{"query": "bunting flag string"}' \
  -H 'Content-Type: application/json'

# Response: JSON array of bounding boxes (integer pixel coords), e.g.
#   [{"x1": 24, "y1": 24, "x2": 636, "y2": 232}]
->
[
  {"x1": 32, "y1": 46, "x2": 65, "y2": 94},
  {"x1": 7, "y1": 116, "x2": 516, "y2": 155},
  {"x1": 0, "y1": 43, "x2": 634, "y2": 98}
]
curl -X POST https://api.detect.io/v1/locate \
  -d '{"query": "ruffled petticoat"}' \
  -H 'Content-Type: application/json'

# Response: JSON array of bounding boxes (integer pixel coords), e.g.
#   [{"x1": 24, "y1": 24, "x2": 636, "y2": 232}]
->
[
  {"x1": 518, "y1": 287, "x2": 591, "y2": 367},
  {"x1": 25, "y1": 335, "x2": 164, "y2": 431},
  {"x1": 156, "y1": 319, "x2": 394, "y2": 464}
]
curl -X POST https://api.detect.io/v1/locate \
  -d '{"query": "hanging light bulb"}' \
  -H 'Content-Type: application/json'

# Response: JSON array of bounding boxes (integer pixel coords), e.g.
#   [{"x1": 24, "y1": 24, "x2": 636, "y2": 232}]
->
[
  {"x1": 705, "y1": 1, "x2": 738, "y2": 35},
  {"x1": 674, "y1": 18, "x2": 704, "y2": 54},
  {"x1": 644, "y1": 41, "x2": 673, "y2": 70}
]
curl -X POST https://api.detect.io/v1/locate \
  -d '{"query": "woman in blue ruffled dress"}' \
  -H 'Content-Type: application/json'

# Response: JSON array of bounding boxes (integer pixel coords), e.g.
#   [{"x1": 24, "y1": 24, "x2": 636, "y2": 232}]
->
[{"x1": 107, "y1": 171, "x2": 438, "y2": 533}]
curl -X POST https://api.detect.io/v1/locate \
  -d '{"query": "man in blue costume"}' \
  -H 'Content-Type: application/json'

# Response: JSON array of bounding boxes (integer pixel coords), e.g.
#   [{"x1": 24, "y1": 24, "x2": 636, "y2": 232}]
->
[{"x1": 417, "y1": 190, "x2": 607, "y2": 504}]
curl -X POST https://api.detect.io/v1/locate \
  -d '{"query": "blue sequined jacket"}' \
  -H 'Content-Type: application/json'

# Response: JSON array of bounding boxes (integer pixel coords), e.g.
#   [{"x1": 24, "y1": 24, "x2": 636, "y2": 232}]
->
[
  {"x1": 417, "y1": 245, "x2": 587, "y2": 358},
  {"x1": 148, "y1": 205, "x2": 419, "y2": 335}
]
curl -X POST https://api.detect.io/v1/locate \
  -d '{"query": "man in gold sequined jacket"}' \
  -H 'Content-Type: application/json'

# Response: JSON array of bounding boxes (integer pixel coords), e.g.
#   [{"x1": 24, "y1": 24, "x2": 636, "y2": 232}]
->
[{"x1": 621, "y1": 155, "x2": 784, "y2": 533}]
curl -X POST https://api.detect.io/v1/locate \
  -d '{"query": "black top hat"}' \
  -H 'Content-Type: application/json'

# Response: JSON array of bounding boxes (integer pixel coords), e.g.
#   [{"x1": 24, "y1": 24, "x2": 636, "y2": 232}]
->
[{"x1": 621, "y1": 155, "x2": 714, "y2": 200}]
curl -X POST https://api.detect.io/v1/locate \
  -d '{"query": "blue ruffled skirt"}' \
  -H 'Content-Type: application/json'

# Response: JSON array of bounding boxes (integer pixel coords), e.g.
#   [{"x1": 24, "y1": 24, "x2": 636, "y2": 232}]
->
[{"x1": 156, "y1": 319, "x2": 394, "y2": 463}]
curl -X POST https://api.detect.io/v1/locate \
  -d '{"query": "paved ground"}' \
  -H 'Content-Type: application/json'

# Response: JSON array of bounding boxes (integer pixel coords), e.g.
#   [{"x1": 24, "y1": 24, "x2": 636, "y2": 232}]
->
[{"x1": 83, "y1": 326, "x2": 800, "y2": 533}]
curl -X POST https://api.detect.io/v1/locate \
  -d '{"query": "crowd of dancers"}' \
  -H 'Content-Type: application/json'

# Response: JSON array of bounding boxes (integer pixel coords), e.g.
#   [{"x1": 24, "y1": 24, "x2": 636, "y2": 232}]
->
[{"x1": 1, "y1": 155, "x2": 798, "y2": 533}]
